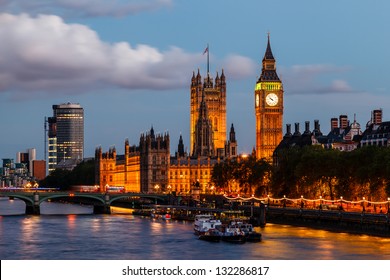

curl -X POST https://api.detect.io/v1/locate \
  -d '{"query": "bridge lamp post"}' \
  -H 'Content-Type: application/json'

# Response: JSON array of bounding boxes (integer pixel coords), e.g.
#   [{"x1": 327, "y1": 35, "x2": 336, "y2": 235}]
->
[
  {"x1": 362, "y1": 197, "x2": 366, "y2": 213},
  {"x1": 251, "y1": 194, "x2": 255, "y2": 217},
  {"x1": 340, "y1": 196, "x2": 343, "y2": 211}
]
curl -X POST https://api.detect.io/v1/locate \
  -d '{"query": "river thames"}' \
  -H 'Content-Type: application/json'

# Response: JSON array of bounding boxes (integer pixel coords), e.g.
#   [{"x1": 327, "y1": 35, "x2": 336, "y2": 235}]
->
[{"x1": 1, "y1": 197, "x2": 390, "y2": 260}]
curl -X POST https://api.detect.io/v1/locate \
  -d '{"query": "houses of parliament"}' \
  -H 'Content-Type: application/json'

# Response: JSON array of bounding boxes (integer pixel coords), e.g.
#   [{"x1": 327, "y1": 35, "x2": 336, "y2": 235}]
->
[{"x1": 95, "y1": 36, "x2": 283, "y2": 193}]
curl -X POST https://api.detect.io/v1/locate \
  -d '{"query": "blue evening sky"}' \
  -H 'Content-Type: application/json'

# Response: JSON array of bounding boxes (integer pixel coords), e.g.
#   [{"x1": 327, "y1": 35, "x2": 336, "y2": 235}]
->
[{"x1": 0, "y1": 0, "x2": 389, "y2": 160}]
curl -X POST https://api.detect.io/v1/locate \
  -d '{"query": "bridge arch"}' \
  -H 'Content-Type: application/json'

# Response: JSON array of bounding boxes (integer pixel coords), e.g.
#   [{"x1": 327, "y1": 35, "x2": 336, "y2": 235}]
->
[
  {"x1": 108, "y1": 194, "x2": 166, "y2": 205},
  {"x1": 0, "y1": 191, "x2": 169, "y2": 215}
]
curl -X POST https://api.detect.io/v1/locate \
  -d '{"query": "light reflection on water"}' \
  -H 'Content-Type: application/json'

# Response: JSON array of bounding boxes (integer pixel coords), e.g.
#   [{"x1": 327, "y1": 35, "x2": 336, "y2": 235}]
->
[{"x1": 1, "y1": 198, "x2": 390, "y2": 260}]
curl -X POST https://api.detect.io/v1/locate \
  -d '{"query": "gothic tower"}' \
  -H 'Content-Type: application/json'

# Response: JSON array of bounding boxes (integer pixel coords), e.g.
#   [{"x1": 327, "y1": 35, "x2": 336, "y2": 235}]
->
[
  {"x1": 254, "y1": 34, "x2": 284, "y2": 160},
  {"x1": 225, "y1": 123, "x2": 238, "y2": 158},
  {"x1": 139, "y1": 127, "x2": 170, "y2": 193},
  {"x1": 190, "y1": 69, "x2": 226, "y2": 156},
  {"x1": 192, "y1": 92, "x2": 215, "y2": 157}
]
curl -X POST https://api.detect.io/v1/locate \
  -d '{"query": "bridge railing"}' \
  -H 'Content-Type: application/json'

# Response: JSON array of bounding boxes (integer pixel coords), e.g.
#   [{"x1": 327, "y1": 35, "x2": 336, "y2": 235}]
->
[{"x1": 224, "y1": 195, "x2": 390, "y2": 214}]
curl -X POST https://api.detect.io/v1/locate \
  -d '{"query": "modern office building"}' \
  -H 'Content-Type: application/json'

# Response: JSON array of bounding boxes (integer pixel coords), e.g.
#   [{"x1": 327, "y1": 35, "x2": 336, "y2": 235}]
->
[
  {"x1": 32, "y1": 160, "x2": 46, "y2": 181},
  {"x1": 47, "y1": 103, "x2": 84, "y2": 172},
  {"x1": 16, "y1": 148, "x2": 36, "y2": 176}
]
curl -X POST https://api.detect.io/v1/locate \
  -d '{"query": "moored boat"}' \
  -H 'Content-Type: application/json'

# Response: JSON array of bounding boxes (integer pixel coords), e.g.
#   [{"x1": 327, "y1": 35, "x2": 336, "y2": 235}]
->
[
  {"x1": 198, "y1": 229, "x2": 221, "y2": 242},
  {"x1": 220, "y1": 223, "x2": 246, "y2": 244},
  {"x1": 151, "y1": 210, "x2": 171, "y2": 220},
  {"x1": 161, "y1": 213, "x2": 171, "y2": 220},
  {"x1": 194, "y1": 214, "x2": 222, "y2": 235},
  {"x1": 230, "y1": 219, "x2": 262, "y2": 242}
]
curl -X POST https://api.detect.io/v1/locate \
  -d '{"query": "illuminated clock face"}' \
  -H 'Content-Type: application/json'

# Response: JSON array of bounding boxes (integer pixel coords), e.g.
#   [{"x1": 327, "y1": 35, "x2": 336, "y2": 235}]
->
[
  {"x1": 266, "y1": 93, "x2": 278, "y2": 106},
  {"x1": 255, "y1": 94, "x2": 259, "y2": 107}
]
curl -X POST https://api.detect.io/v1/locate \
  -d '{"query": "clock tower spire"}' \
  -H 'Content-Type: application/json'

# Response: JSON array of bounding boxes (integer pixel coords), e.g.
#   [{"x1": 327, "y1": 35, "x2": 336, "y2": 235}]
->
[{"x1": 254, "y1": 34, "x2": 284, "y2": 161}]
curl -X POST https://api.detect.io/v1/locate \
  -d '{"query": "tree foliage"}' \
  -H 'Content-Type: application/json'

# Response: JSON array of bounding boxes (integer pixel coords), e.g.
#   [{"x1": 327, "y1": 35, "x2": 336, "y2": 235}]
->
[
  {"x1": 39, "y1": 159, "x2": 95, "y2": 190},
  {"x1": 272, "y1": 145, "x2": 390, "y2": 200},
  {"x1": 211, "y1": 155, "x2": 272, "y2": 195}
]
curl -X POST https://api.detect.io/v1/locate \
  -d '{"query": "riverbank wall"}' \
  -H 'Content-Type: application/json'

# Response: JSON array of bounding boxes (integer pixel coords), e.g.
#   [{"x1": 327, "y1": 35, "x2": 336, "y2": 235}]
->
[{"x1": 265, "y1": 207, "x2": 390, "y2": 237}]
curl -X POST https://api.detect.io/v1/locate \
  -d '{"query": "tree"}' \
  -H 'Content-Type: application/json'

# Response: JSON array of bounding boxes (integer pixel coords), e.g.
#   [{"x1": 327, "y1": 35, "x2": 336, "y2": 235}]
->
[
  {"x1": 211, "y1": 156, "x2": 271, "y2": 196},
  {"x1": 39, "y1": 159, "x2": 95, "y2": 190}
]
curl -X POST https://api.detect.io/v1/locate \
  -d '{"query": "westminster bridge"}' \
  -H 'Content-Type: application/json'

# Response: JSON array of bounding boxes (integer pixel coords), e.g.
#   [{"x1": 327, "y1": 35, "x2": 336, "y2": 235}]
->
[{"x1": 0, "y1": 190, "x2": 168, "y2": 215}]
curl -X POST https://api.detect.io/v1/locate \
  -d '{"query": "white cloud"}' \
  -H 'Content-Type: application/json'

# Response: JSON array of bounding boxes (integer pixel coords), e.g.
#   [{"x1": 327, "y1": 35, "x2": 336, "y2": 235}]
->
[
  {"x1": 222, "y1": 55, "x2": 257, "y2": 80},
  {"x1": 0, "y1": 0, "x2": 173, "y2": 18},
  {"x1": 0, "y1": 13, "x2": 256, "y2": 97},
  {"x1": 280, "y1": 64, "x2": 357, "y2": 95}
]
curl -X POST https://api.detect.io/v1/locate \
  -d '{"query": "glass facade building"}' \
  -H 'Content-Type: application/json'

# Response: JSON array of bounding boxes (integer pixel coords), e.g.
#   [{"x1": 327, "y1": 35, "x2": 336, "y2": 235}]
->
[{"x1": 48, "y1": 103, "x2": 84, "y2": 172}]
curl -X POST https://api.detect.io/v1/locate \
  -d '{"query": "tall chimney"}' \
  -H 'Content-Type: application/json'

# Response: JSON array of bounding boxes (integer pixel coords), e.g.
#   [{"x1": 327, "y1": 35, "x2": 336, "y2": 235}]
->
[
  {"x1": 294, "y1": 122, "x2": 301, "y2": 136},
  {"x1": 373, "y1": 109, "x2": 382, "y2": 125},
  {"x1": 304, "y1": 121, "x2": 310, "y2": 135},
  {"x1": 331, "y1": 118, "x2": 338, "y2": 130},
  {"x1": 339, "y1": 115, "x2": 348, "y2": 129},
  {"x1": 285, "y1": 124, "x2": 292, "y2": 136}
]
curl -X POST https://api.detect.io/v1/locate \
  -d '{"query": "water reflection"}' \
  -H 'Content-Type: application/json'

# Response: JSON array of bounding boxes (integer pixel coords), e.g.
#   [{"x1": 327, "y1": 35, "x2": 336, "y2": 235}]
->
[
  {"x1": 1, "y1": 199, "x2": 390, "y2": 260},
  {"x1": 40, "y1": 201, "x2": 93, "y2": 215}
]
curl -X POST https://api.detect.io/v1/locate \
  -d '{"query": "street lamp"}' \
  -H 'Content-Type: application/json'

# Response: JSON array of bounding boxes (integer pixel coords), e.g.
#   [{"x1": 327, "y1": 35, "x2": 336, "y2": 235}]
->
[
  {"x1": 251, "y1": 194, "x2": 255, "y2": 217},
  {"x1": 283, "y1": 195, "x2": 286, "y2": 208},
  {"x1": 362, "y1": 197, "x2": 366, "y2": 213},
  {"x1": 167, "y1": 185, "x2": 172, "y2": 194},
  {"x1": 300, "y1": 195, "x2": 304, "y2": 209},
  {"x1": 154, "y1": 184, "x2": 160, "y2": 194},
  {"x1": 387, "y1": 197, "x2": 390, "y2": 215},
  {"x1": 340, "y1": 196, "x2": 343, "y2": 211}
]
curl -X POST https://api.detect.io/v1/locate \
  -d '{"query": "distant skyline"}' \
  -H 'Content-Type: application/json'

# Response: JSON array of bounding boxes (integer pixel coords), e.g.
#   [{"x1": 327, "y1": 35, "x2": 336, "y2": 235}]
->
[{"x1": 0, "y1": 0, "x2": 389, "y2": 160}]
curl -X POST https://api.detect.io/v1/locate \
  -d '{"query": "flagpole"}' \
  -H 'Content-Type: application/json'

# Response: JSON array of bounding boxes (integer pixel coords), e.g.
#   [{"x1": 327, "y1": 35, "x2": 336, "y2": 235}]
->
[{"x1": 207, "y1": 43, "x2": 209, "y2": 74}]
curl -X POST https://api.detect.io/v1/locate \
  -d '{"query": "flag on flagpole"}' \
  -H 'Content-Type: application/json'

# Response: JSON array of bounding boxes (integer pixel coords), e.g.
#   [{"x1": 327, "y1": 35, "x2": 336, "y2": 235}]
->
[{"x1": 203, "y1": 46, "x2": 209, "y2": 55}]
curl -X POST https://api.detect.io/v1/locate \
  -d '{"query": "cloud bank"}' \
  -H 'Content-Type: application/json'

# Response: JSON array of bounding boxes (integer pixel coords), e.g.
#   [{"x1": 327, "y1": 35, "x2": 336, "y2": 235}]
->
[
  {"x1": 0, "y1": 13, "x2": 255, "y2": 97},
  {"x1": 0, "y1": 0, "x2": 172, "y2": 18},
  {"x1": 280, "y1": 64, "x2": 357, "y2": 95}
]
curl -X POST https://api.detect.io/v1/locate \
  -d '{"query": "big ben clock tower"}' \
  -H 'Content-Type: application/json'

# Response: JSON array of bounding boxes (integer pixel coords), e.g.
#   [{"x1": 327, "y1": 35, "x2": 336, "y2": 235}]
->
[{"x1": 255, "y1": 34, "x2": 283, "y2": 160}]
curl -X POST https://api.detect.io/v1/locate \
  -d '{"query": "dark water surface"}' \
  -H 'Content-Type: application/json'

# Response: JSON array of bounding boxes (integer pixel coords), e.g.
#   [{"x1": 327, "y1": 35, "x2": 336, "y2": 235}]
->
[{"x1": 1, "y1": 198, "x2": 389, "y2": 260}]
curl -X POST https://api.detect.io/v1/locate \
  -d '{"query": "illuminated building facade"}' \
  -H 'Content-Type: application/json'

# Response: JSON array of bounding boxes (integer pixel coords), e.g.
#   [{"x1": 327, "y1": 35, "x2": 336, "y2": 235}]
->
[
  {"x1": 139, "y1": 128, "x2": 170, "y2": 193},
  {"x1": 96, "y1": 65, "x2": 237, "y2": 194},
  {"x1": 48, "y1": 103, "x2": 84, "y2": 172},
  {"x1": 16, "y1": 148, "x2": 36, "y2": 176},
  {"x1": 254, "y1": 34, "x2": 284, "y2": 160},
  {"x1": 47, "y1": 116, "x2": 57, "y2": 172},
  {"x1": 192, "y1": 92, "x2": 215, "y2": 157},
  {"x1": 95, "y1": 125, "x2": 238, "y2": 194},
  {"x1": 95, "y1": 139, "x2": 140, "y2": 193},
  {"x1": 190, "y1": 70, "x2": 226, "y2": 156}
]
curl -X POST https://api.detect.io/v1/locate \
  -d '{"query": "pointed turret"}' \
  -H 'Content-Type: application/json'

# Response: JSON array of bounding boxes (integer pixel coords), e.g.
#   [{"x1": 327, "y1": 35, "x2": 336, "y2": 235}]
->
[
  {"x1": 191, "y1": 71, "x2": 196, "y2": 86},
  {"x1": 178, "y1": 134, "x2": 185, "y2": 157},
  {"x1": 229, "y1": 123, "x2": 236, "y2": 143},
  {"x1": 258, "y1": 33, "x2": 280, "y2": 82},
  {"x1": 150, "y1": 126, "x2": 155, "y2": 140},
  {"x1": 220, "y1": 69, "x2": 226, "y2": 83},
  {"x1": 215, "y1": 71, "x2": 220, "y2": 88},
  {"x1": 196, "y1": 68, "x2": 201, "y2": 84},
  {"x1": 263, "y1": 33, "x2": 275, "y2": 61}
]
